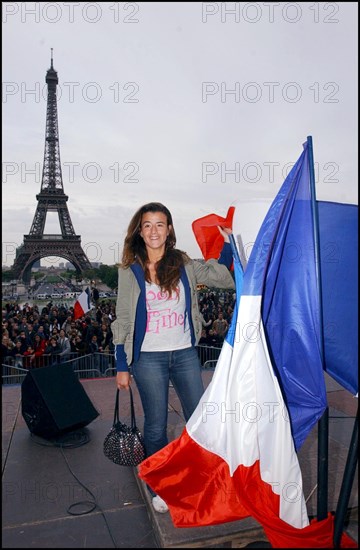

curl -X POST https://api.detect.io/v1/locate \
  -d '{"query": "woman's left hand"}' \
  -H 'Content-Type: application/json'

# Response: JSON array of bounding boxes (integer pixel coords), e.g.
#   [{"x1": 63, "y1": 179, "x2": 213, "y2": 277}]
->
[{"x1": 217, "y1": 226, "x2": 232, "y2": 243}]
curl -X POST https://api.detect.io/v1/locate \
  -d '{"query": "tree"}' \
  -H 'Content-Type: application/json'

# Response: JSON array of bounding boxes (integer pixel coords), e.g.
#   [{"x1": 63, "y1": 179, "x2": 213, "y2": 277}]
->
[
  {"x1": 98, "y1": 265, "x2": 118, "y2": 289},
  {"x1": 2, "y1": 270, "x2": 16, "y2": 282}
]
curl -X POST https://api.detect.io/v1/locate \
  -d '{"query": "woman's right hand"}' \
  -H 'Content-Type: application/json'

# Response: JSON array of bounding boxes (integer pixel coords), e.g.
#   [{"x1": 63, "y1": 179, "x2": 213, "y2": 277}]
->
[
  {"x1": 116, "y1": 371, "x2": 131, "y2": 390},
  {"x1": 217, "y1": 226, "x2": 232, "y2": 243}
]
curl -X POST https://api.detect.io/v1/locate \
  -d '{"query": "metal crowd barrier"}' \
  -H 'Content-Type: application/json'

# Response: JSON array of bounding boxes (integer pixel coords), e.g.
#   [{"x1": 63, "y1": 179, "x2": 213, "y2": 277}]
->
[
  {"x1": 197, "y1": 344, "x2": 222, "y2": 368},
  {"x1": 1, "y1": 352, "x2": 116, "y2": 385},
  {"x1": 2, "y1": 345, "x2": 222, "y2": 385},
  {"x1": 2, "y1": 362, "x2": 29, "y2": 385}
]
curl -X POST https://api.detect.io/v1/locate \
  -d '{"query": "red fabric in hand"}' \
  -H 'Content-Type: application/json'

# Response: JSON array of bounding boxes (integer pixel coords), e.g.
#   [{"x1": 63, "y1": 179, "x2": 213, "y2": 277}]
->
[{"x1": 192, "y1": 206, "x2": 235, "y2": 260}]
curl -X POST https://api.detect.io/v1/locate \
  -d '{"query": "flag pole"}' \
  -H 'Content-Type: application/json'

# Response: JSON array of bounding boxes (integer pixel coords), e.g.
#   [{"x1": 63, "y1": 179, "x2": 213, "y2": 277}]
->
[
  {"x1": 333, "y1": 408, "x2": 358, "y2": 547},
  {"x1": 229, "y1": 233, "x2": 242, "y2": 266},
  {"x1": 307, "y1": 136, "x2": 329, "y2": 522}
]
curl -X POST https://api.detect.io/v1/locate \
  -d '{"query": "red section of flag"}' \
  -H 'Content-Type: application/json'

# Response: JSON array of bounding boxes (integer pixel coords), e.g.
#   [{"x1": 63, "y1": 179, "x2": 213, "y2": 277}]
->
[
  {"x1": 73, "y1": 288, "x2": 91, "y2": 320},
  {"x1": 73, "y1": 301, "x2": 85, "y2": 321},
  {"x1": 192, "y1": 206, "x2": 235, "y2": 260},
  {"x1": 138, "y1": 429, "x2": 357, "y2": 548}
]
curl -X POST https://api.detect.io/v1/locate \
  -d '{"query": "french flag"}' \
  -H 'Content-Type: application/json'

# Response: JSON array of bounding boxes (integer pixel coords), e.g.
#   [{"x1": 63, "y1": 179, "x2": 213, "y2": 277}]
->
[
  {"x1": 138, "y1": 141, "x2": 358, "y2": 547},
  {"x1": 192, "y1": 205, "x2": 235, "y2": 261},
  {"x1": 138, "y1": 248, "x2": 311, "y2": 545},
  {"x1": 74, "y1": 287, "x2": 92, "y2": 320}
]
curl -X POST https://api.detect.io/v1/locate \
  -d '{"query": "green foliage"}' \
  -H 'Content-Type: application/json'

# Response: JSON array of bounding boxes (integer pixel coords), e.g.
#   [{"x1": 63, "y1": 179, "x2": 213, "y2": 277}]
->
[
  {"x1": 82, "y1": 268, "x2": 97, "y2": 281},
  {"x1": 45, "y1": 275, "x2": 62, "y2": 283},
  {"x1": 98, "y1": 264, "x2": 118, "y2": 289},
  {"x1": 82, "y1": 265, "x2": 118, "y2": 289},
  {"x1": 2, "y1": 270, "x2": 16, "y2": 282}
]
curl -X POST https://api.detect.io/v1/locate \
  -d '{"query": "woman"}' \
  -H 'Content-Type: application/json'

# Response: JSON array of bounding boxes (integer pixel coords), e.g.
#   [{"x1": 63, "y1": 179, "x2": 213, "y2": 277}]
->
[
  {"x1": 112, "y1": 202, "x2": 235, "y2": 513},
  {"x1": 31, "y1": 333, "x2": 48, "y2": 368}
]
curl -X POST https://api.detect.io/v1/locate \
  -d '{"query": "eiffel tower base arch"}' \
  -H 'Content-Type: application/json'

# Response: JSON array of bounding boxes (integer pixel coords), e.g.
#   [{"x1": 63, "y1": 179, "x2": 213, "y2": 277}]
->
[{"x1": 12, "y1": 236, "x2": 92, "y2": 284}]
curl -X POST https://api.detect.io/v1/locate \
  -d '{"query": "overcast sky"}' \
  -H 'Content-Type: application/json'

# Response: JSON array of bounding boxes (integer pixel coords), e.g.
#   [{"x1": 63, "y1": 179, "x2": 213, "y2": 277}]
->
[{"x1": 2, "y1": 2, "x2": 358, "y2": 268}]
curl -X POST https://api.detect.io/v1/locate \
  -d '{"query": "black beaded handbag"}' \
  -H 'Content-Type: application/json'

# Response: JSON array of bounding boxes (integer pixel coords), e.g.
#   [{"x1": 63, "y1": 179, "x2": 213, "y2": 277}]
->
[{"x1": 103, "y1": 387, "x2": 146, "y2": 467}]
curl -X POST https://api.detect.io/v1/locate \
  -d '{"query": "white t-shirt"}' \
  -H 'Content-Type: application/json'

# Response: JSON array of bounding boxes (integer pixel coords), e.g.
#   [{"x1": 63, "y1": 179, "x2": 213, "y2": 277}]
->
[{"x1": 141, "y1": 280, "x2": 191, "y2": 352}]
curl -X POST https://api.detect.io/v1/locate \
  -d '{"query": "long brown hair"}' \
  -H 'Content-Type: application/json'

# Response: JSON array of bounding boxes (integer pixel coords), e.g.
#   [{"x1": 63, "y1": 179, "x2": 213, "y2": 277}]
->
[{"x1": 121, "y1": 202, "x2": 189, "y2": 295}]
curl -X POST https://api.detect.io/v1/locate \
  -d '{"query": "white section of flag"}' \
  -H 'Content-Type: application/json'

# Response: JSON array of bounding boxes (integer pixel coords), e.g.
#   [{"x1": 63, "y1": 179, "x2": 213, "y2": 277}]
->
[
  {"x1": 187, "y1": 295, "x2": 309, "y2": 528},
  {"x1": 74, "y1": 288, "x2": 92, "y2": 320}
]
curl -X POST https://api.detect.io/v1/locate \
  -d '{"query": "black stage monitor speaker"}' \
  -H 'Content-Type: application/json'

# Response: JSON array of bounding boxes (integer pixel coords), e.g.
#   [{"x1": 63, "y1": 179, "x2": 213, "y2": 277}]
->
[{"x1": 21, "y1": 364, "x2": 99, "y2": 439}]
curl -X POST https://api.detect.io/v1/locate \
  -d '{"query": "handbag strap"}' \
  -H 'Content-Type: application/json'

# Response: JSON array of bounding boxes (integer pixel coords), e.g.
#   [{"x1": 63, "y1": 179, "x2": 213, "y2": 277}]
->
[{"x1": 114, "y1": 387, "x2": 137, "y2": 430}]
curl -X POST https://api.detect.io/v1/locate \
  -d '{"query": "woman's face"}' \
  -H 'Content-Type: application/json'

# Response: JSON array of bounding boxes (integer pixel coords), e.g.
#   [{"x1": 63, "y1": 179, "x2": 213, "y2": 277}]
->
[{"x1": 140, "y1": 211, "x2": 170, "y2": 254}]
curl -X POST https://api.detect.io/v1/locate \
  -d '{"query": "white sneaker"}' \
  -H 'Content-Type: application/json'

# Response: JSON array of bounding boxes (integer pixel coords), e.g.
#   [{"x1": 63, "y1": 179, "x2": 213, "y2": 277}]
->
[{"x1": 152, "y1": 495, "x2": 169, "y2": 513}]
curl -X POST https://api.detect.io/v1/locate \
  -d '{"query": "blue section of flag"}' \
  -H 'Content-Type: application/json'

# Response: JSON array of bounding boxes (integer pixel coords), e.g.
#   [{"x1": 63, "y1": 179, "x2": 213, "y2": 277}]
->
[
  {"x1": 85, "y1": 287, "x2": 91, "y2": 310},
  {"x1": 225, "y1": 234, "x2": 244, "y2": 347},
  {"x1": 241, "y1": 141, "x2": 327, "y2": 450},
  {"x1": 318, "y1": 201, "x2": 358, "y2": 395}
]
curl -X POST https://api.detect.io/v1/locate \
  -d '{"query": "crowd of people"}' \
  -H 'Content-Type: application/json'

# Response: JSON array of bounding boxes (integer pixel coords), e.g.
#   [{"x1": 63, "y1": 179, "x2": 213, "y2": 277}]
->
[
  {"x1": 1, "y1": 288, "x2": 236, "y2": 371},
  {"x1": 2, "y1": 299, "x2": 116, "y2": 369}
]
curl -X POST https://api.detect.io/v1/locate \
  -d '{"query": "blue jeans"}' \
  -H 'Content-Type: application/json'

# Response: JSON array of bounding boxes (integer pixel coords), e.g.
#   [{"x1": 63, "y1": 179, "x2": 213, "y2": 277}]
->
[{"x1": 132, "y1": 346, "x2": 204, "y2": 495}]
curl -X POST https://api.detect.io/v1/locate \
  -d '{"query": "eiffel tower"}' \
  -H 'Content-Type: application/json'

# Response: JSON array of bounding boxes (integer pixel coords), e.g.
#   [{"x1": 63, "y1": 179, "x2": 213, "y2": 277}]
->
[{"x1": 12, "y1": 50, "x2": 92, "y2": 284}]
